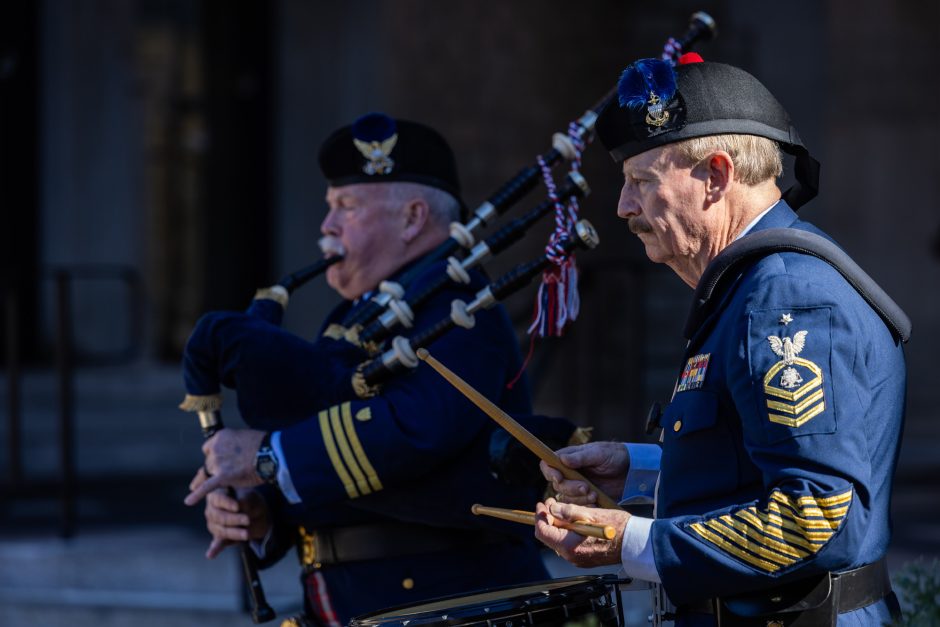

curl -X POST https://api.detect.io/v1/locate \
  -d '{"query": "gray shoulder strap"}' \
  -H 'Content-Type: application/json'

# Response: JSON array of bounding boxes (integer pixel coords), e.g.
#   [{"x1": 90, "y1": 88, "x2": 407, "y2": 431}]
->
[{"x1": 684, "y1": 228, "x2": 911, "y2": 343}]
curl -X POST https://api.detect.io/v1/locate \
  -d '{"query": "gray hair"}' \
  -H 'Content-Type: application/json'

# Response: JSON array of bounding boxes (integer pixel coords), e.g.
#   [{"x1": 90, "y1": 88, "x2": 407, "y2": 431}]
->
[
  {"x1": 673, "y1": 134, "x2": 783, "y2": 186},
  {"x1": 384, "y1": 182, "x2": 461, "y2": 226}
]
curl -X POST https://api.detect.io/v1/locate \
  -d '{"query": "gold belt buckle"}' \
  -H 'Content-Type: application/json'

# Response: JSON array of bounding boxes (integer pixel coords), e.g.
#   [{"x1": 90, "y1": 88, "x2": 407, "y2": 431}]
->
[{"x1": 298, "y1": 526, "x2": 322, "y2": 570}]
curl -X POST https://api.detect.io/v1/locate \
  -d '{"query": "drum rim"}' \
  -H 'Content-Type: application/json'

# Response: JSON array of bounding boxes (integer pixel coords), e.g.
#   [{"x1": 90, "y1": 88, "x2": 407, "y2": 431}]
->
[{"x1": 349, "y1": 574, "x2": 617, "y2": 626}]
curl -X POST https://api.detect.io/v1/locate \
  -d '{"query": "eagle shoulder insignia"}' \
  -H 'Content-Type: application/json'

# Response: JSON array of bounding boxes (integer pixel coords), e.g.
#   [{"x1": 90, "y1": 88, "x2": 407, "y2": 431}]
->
[
  {"x1": 763, "y1": 329, "x2": 825, "y2": 428},
  {"x1": 767, "y1": 330, "x2": 807, "y2": 365}
]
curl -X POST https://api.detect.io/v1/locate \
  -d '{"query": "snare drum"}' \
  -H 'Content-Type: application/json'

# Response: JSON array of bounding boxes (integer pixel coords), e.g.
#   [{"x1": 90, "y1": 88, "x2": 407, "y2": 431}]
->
[{"x1": 349, "y1": 575, "x2": 624, "y2": 627}]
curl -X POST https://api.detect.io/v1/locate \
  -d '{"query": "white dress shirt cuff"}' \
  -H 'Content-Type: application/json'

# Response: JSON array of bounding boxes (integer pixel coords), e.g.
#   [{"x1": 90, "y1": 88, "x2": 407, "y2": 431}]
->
[
  {"x1": 620, "y1": 515, "x2": 660, "y2": 583},
  {"x1": 271, "y1": 431, "x2": 302, "y2": 504}
]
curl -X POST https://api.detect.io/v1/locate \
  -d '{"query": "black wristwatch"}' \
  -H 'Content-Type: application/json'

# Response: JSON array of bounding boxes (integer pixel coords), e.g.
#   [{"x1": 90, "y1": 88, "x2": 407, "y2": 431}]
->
[{"x1": 255, "y1": 432, "x2": 279, "y2": 484}]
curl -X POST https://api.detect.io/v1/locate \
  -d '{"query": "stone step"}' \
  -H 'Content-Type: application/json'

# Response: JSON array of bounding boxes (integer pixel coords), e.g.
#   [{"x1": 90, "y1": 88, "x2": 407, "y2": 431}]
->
[{"x1": 0, "y1": 525, "x2": 303, "y2": 627}]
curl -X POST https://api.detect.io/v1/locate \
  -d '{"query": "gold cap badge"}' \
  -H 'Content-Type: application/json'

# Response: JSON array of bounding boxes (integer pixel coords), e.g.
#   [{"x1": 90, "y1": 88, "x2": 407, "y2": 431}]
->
[
  {"x1": 353, "y1": 134, "x2": 397, "y2": 176},
  {"x1": 645, "y1": 92, "x2": 670, "y2": 127}
]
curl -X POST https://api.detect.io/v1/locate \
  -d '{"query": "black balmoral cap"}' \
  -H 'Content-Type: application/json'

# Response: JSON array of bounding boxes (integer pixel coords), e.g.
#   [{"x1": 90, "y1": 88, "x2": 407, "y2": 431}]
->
[
  {"x1": 596, "y1": 56, "x2": 819, "y2": 208},
  {"x1": 318, "y1": 112, "x2": 463, "y2": 203}
]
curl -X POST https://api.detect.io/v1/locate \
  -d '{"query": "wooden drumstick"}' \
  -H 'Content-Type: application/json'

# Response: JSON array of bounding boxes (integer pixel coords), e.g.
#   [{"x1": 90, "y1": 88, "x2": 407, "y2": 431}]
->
[
  {"x1": 416, "y1": 348, "x2": 622, "y2": 510},
  {"x1": 472, "y1": 504, "x2": 616, "y2": 540}
]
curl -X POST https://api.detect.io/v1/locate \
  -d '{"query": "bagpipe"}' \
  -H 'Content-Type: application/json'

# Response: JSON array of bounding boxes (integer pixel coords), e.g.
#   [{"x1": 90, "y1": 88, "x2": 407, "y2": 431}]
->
[
  {"x1": 354, "y1": 172, "x2": 590, "y2": 352},
  {"x1": 351, "y1": 220, "x2": 599, "y2": 398},
  {"x1": 179, "y1": 12, "x2": 716, "y2": 624},
  {"x1": 180, "y1": 10, "x2": 716, "y2": 424}
]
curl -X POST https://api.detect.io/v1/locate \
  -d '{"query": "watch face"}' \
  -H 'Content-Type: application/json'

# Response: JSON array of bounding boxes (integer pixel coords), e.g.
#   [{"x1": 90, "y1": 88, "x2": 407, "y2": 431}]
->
[{"x1": 256, "y1": 449, "x2": 278, "y2": 481}]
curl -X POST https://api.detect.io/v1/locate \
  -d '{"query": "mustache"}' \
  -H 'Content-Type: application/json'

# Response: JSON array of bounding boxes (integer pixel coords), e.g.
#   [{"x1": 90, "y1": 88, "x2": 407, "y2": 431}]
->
[
  {"x1": 318, "y1": 236, "x2": 346, "y2": 257},
  {"x1": 627, "y1": 217, "x2": 652, "y2": 234}
]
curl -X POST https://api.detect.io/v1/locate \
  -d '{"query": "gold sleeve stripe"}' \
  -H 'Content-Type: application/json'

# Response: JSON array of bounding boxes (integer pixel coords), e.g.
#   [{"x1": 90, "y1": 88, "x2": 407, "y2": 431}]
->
[
  {"x1": 340, "y1": 402, "x2": 383, "y2": 492},
  {"x1": 766, "y1": 503, "x2": 838, "y2": 534},
  {"x1": 716, "y1": 515, "x2": 809, "y2": 559},
  {"x1": 759, "y1": 506, "x2": 838, "y2": 539},
  {"x1": 775, "y1": 498, "x2": 848, "y2": 526},
  {"x1": 770, "y1": 492, "x2": 848, "y2": 529},
  {"x1": 775, "y1": 488, "x2": 844, "y2": 509},
  {"x1": 735, "y1": 510, "x2": 821, "y2": 553},
  {"x1": 734, "y1": 510, "x2": 807, "y2": 548},
  {"x1": 689, "y1": 523, "x2": 780, "y2": 573},
  {"x1": 702, "y1": 519, "x2": 795, "y2": 567},
  {"x1": 803, "y1": 490, "x2": 853, "y2": 507},
  {"x1": 328, "y1": 405, "x2": 373, "y2": 496},
  {"x1": 318, "y1": 409, "x2": 359, "y2": 499},
  {"x1": 770, "y1": 494, "x2": 827, "y2": 518},
  {"x1": 737, "y1": 509, "x2": 826, "y2": 551},
  {"x1": 768, "y1": 498, "x2": 838, "y2": 529},
  {"x1": 768, "y1": 498, "x2": 840, "y2": 527},
  {"x1": 820, "y1": 505, "x2": 850, "y2": 517}
]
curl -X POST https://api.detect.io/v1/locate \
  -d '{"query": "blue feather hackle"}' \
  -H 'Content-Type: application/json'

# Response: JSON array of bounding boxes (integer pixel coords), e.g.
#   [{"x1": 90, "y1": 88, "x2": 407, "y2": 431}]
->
[
  {"x1": 351, "y1": 112, "x2": 397, "y2": 142},
  {"x1": 617, "y1": 58, "x2": 677, "y2": 111}
]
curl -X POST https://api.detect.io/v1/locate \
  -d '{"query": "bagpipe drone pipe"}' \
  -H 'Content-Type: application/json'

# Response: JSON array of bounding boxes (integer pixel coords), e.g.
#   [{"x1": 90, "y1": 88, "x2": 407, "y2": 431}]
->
[{"x1": 350, "y1": 220, "x2": 599, "y2": 398}]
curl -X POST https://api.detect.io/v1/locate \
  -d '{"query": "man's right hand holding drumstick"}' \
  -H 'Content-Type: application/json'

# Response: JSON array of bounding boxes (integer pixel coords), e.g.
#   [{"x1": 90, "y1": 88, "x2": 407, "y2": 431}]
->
[{"x1": 540, "y1": 441, "x2": 630, "y2": 506}]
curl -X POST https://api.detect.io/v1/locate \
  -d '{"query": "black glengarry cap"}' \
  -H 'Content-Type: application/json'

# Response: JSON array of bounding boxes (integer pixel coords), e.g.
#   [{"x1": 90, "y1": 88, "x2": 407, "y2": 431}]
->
[
  {"x1": 318, "y1": 112, "x2": 463, "y2": 205},
  {"x1": 596, "y1": 56, "x2": 819, "y2": 208}
]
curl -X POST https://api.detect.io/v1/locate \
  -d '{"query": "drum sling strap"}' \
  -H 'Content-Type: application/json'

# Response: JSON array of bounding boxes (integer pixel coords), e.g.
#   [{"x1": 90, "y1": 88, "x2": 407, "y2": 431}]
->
[
  {"x1": 664, "y1": 229, "x2": 909, "y2": 625},
  {"x1": 684, "y1": 228, "x2": 911, "y2": 344}
]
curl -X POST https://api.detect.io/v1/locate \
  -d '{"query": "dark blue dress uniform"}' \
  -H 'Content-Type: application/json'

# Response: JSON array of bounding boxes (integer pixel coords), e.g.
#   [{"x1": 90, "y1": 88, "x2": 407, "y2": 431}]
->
[
  {"x1": 256, "y1": 259, "x2": 549, "y2": 624},
  {"x1": 592, "y1": 58, "x2": 905, "y2": 623},
  {"x1": 649, "y1": 201, "x2": 904, "y2": 625},
  {"x1": 181, "y1": 113, "x2": 552, "y2": 624}
]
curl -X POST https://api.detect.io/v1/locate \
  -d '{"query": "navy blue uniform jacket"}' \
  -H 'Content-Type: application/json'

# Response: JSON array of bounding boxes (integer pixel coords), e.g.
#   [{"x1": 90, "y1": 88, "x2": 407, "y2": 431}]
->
[
  {"x1": 260, "y1": 259, "x2": 549, "y2": 622},
  {"x1": 652, "y1": 201, "x2": 905, "y2": 625}
]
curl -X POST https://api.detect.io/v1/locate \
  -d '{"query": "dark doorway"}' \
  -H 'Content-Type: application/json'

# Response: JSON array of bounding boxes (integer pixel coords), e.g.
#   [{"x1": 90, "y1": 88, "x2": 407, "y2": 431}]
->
[
  {"x1": 1, "y1": 3, "x2": 41, "y2": 363},
  {"x1": 148, "y1": 0, "x2": 275, "y2": 359}
]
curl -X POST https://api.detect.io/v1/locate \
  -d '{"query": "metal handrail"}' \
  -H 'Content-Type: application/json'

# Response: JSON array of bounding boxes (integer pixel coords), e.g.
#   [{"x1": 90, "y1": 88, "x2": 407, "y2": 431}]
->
[
  {"x1": 4, "y1": 264, "x2": 144, "y2": 537},
  {"x1": 43, "y1": 264, "x2": 144, "y2": 365}
]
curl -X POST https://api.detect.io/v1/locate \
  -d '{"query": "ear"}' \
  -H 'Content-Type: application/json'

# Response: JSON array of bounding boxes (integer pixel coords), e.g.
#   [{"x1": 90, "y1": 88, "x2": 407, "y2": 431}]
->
[
  {"x1": 401, "y1": 198, "x2": 431, "y2": 243},
  {"x1": 704, "y1": 151, "x2": 734, "y2": 204}
]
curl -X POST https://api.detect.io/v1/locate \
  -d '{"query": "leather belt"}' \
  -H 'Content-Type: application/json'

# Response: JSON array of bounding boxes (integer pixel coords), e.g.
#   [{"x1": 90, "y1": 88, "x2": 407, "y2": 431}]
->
[
  {"x1": 831, "y1": 558, "x2": 894, "y2": 612},
  {"x1": 678, "y1": 558, "x2": 894, "y2": 620},
  {"x1": 297, "y1": 522, "x2": 505, "y2": 570}
]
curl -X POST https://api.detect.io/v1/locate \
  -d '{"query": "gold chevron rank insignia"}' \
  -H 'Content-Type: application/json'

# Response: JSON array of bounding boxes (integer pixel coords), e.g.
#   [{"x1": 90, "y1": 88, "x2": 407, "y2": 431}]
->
[{"x1": 763, "y1": 330, "x2": 825, "y2": 427}]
